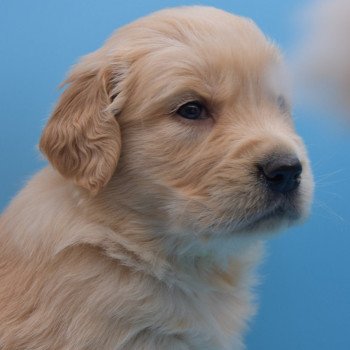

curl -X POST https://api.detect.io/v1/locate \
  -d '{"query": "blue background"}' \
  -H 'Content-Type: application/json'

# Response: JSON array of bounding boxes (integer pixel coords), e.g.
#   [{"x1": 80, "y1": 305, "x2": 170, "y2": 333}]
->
[{"x1": 1, "y1": 1, "x2": 349, "y2": 349}]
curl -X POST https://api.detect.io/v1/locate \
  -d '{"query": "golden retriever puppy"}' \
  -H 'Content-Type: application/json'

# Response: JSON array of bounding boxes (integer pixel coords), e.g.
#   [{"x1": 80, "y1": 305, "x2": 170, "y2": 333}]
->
[{"x1": 0, "y1": 6, "x2": 313, "y2": 350}]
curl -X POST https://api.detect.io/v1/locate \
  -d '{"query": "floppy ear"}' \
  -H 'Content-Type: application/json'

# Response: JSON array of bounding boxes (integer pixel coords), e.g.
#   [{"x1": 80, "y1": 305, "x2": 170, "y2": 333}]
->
[{"x1": 40, "y1": 53, "x2": 122, "y2": 194}]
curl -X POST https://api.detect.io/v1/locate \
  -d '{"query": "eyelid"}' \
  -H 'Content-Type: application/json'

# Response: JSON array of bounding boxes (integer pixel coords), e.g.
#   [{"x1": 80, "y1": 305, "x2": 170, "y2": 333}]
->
[{"x1": 168, "y1": 92, "x2": 207, "y2": 114}]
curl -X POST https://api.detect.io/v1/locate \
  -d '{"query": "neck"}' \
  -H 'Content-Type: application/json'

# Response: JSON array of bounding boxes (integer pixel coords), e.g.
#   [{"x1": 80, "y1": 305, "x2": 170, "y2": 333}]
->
[{"x1": 73, "y1": 188, "x2": 261, "y2": 286}]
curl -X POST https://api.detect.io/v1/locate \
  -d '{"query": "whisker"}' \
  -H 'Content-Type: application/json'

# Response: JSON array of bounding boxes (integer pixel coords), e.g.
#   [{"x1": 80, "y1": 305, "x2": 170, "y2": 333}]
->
[{"x1": 313, "y1": 200, "x2": 346, "y2": 223}]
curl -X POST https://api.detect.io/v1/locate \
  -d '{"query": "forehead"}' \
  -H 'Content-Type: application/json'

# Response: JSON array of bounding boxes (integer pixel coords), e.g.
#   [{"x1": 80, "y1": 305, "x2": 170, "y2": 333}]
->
[{"x1": 113, "y1": 7, "x2": 281, "y2": 103}]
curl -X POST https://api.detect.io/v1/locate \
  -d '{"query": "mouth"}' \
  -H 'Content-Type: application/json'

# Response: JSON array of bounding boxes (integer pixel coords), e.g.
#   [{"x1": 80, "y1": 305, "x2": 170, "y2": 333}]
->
[
  {"x1": 244, "y1": 207, "x2": 295, "y2": 231},
  {"x1": 235, "y1": 193, "x2": 305, "y2": 234}
]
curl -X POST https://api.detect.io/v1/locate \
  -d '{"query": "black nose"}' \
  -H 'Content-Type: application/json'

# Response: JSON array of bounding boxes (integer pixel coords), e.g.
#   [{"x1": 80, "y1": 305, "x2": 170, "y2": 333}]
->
[{"x1": 259, "y1": 155, "x2": 303, "y2": 193}]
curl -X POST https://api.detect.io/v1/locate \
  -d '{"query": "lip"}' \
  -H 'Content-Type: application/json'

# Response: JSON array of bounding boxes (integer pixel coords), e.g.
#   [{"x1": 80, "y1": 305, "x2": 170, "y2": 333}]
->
[
  {"x1": 236, "y1": 198, "x2": 303, "y2": 234},
  {"x1": 250, "y1": 206, "x2": 288, "y2": 225}
]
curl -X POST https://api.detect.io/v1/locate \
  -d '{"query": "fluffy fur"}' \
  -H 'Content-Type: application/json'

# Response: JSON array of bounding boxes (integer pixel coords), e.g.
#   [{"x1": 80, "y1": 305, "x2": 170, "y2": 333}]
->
[{"x1": 0, "y1": 6, "x2": 314, "y2": 350}]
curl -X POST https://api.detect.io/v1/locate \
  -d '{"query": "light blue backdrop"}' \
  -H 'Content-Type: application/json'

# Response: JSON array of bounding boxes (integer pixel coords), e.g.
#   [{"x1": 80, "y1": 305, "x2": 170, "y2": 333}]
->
[{"x1": 1, "y1": 1, "x2": 349, "y2": 349}]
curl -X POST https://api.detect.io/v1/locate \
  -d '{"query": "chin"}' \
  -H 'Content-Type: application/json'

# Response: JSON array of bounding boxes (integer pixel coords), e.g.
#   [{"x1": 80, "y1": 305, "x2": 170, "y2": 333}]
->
[{"x1": 233, "y1": 193, "x2": 313, "y2": 237}]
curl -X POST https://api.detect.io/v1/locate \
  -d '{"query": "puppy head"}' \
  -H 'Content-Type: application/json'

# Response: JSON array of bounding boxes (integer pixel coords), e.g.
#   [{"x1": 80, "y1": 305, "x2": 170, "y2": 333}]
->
[{"x1": 41, "y1": 6, "x2": 313, "y2": 236}]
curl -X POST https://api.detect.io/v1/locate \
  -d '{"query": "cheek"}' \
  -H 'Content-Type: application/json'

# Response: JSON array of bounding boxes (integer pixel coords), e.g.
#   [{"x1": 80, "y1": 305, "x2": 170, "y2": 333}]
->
[
  {"x1": 204, "y1": 159, "x2": 264, "y2": 215},
  {"x1": 125, "y1": 119, "x2": 217, "y2": 183}
]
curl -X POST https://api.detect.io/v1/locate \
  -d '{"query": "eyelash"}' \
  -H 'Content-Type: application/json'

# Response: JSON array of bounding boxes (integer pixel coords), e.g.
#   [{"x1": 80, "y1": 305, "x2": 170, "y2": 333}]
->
[
  {"x1": 176, "y1": 101, "x2": 208, "y2": 120},
  {"x1": 169, "y1": 94, "x2": 289, "y2": 124}
]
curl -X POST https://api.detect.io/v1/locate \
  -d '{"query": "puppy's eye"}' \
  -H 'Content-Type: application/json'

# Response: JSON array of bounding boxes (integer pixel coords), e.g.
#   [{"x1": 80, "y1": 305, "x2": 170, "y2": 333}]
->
[
  {"x1": 176, "y1": 101, "x2": 207, "y2": 120},
  {"x1": 277, "y1": 95, "x2": 289, "y2": 112}
]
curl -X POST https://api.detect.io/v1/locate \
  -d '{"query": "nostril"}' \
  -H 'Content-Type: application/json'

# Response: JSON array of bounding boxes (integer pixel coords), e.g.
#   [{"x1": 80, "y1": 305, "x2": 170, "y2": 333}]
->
[
  {"x1": 268, "y1": 173, "x2": 285, "y2": 183},
  {"x1": 258, "y1": 155, "x2": 303, "y2": 194}
]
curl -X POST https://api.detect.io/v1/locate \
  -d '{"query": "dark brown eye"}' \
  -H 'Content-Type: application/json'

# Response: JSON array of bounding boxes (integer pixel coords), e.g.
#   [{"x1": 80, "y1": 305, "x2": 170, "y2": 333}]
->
[
  {"x1": 176, "y1": 101, "x2": 207, "y2": 120},
  {"x1": 277, "y1": 95, "x2": 289, "y2": 112}
]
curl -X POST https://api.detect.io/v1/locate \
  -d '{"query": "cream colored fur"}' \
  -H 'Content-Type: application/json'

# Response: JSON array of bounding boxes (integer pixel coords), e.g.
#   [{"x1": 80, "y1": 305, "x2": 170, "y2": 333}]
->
[{"x1": 0, "y1": 6, "x2": 313, "y2": 350}]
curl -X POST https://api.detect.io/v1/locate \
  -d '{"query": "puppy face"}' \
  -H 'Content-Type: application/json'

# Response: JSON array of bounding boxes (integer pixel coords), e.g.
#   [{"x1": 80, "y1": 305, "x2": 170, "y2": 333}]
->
[{"x1": 40, "y1": 7, "x2": 314, "y2": 238}]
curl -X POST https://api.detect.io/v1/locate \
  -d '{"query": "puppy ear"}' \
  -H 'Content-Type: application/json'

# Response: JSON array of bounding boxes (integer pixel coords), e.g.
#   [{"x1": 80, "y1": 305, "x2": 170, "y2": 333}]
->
[{"x1": 40, "y1": 53, "x2": 122, "y2": 194}]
